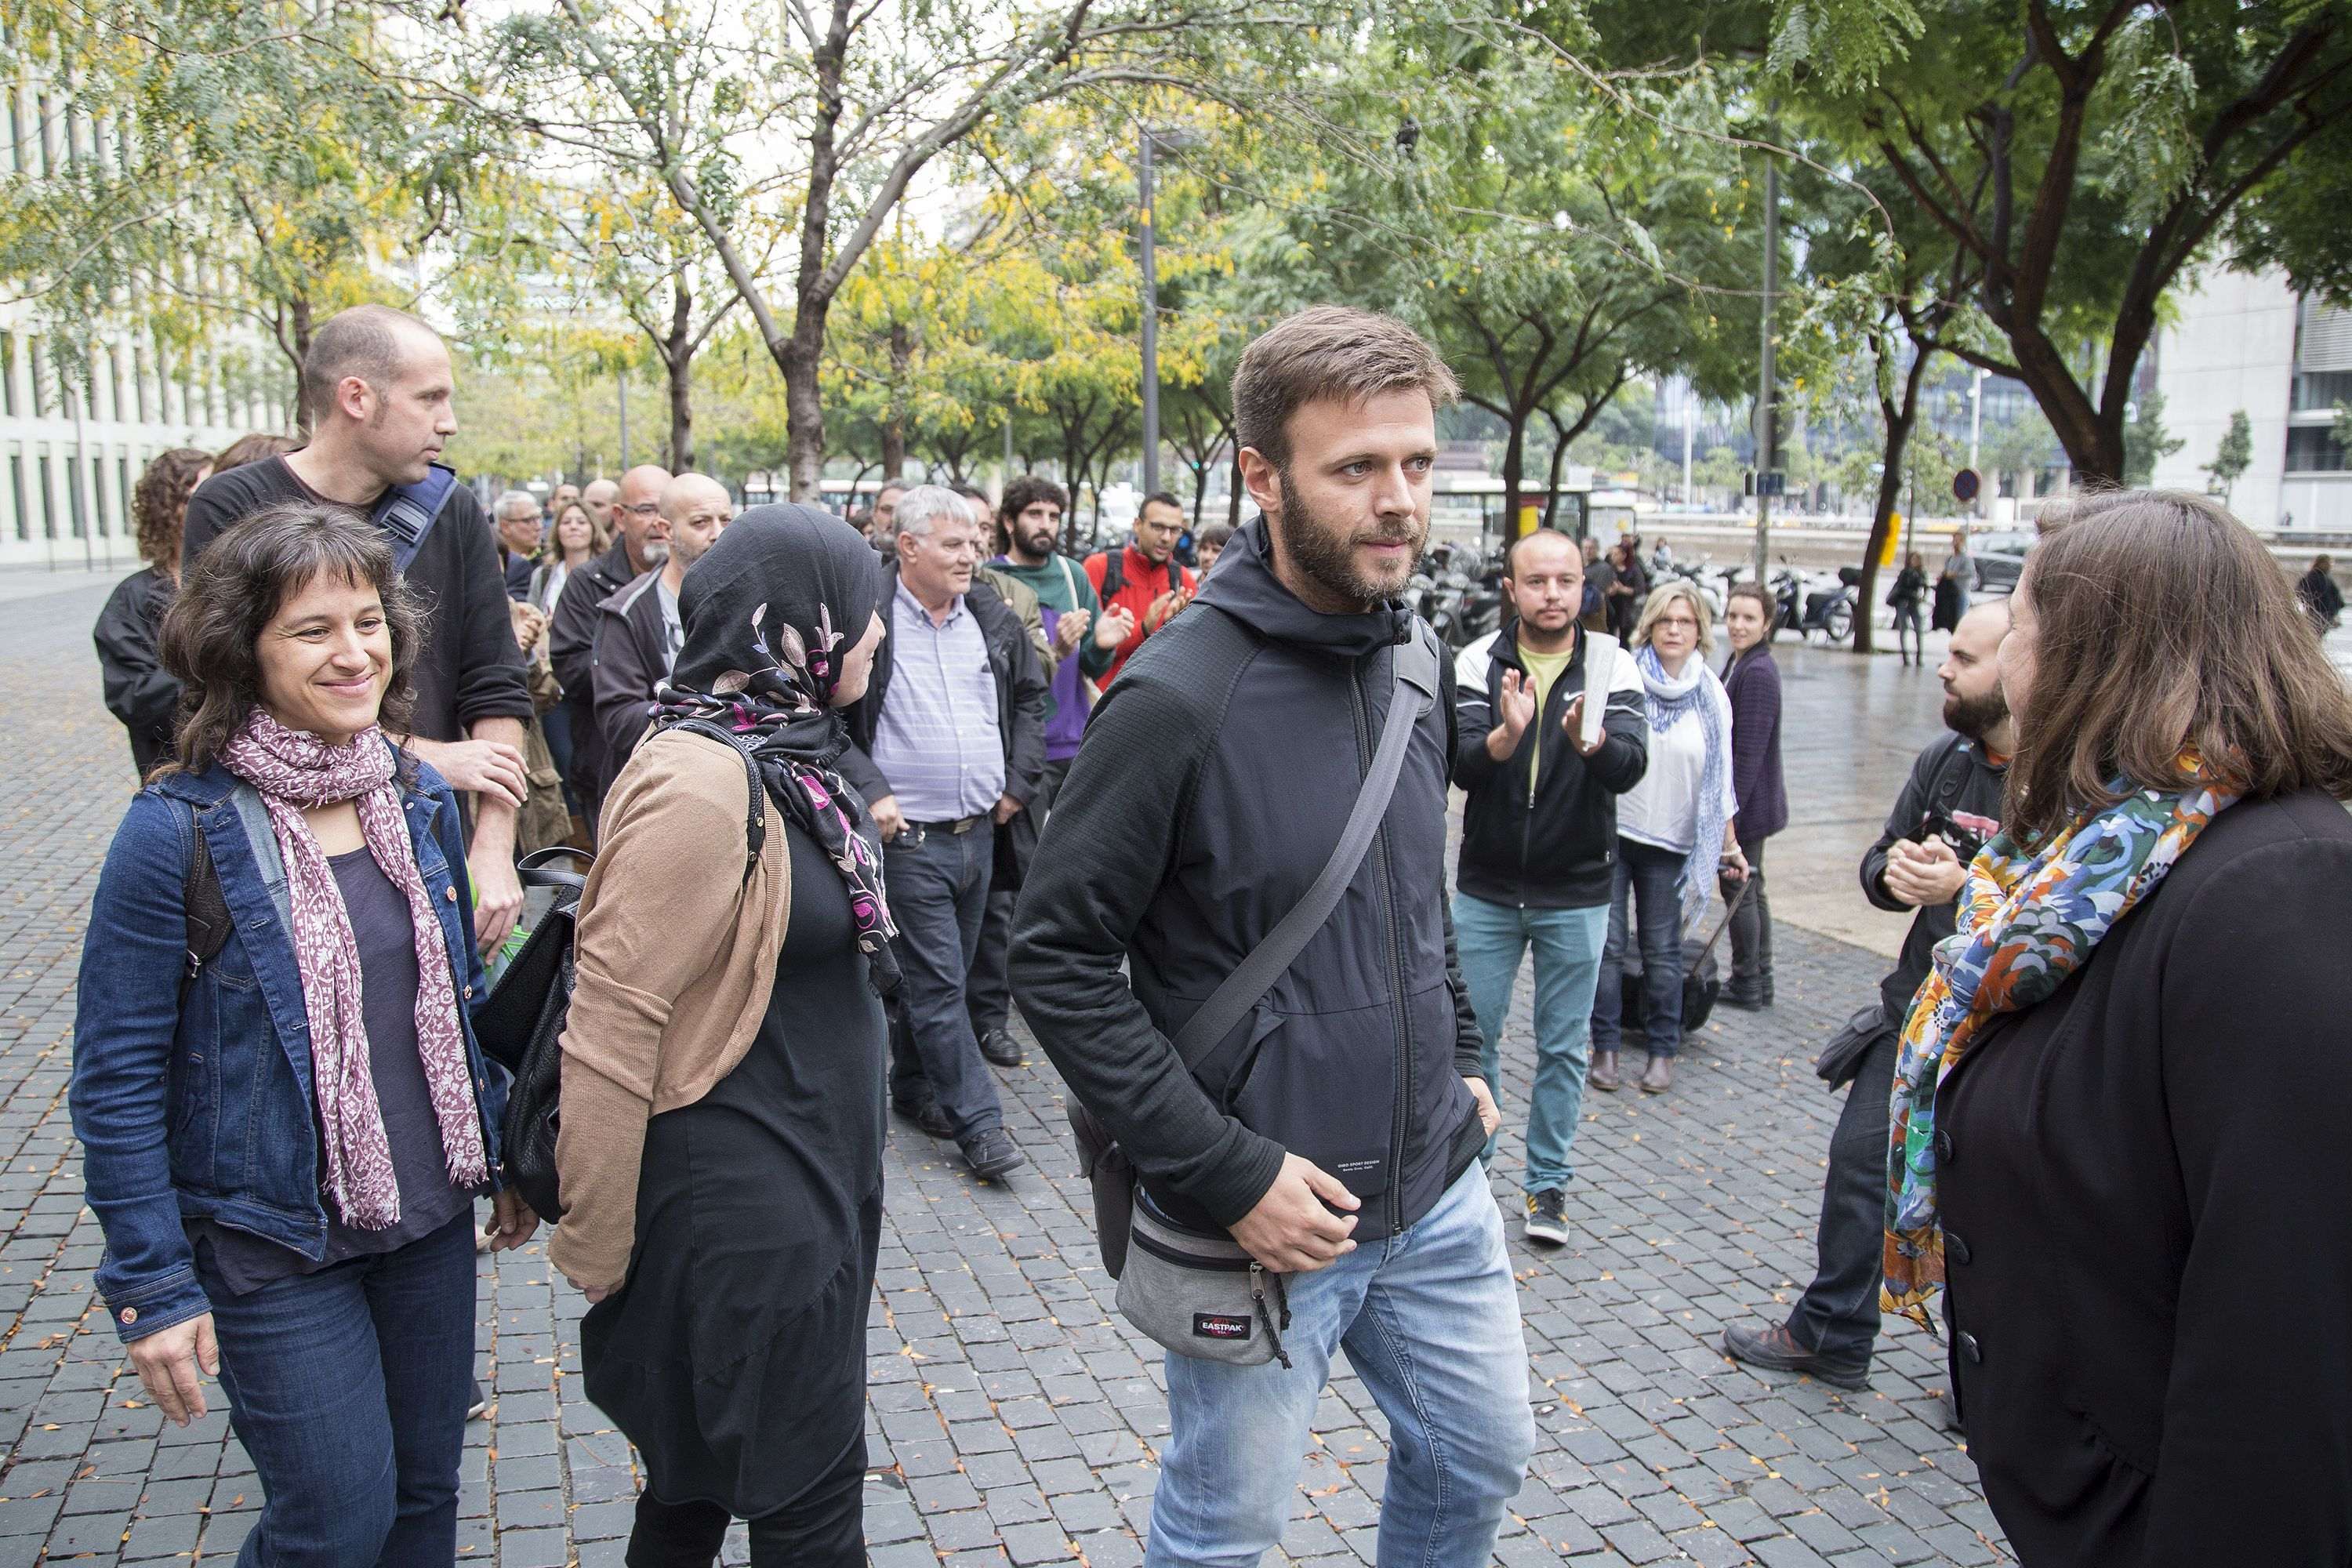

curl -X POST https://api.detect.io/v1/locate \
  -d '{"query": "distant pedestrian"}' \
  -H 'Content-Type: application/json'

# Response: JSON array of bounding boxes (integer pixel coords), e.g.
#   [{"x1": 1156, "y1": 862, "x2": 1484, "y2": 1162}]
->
[
  {"x1": 212, "y1": 432, "x2": 297, "y2": 475},
  {"x1": 1888, "y1": 550, "x2": 1928, "y2": 666},
  {"x1": 581, "y1": 477, "x2": 621, "y2": 538},
  {"x1": 1602, "y1": 537, "x2": 1648, "y2": 642},
  {"x1": 1883, "y1": 492, "x2": 2352, "y2": 1563},
  {"x1": 1934, "y1": 528, "x2": 1972, "y2": 631},
  {"x1": 492, "y1": 489, "x2": 543, "y2": 601},
  {"x1": 548, "y1": 463, "x2": 671, "y2": 832},
  {"x1": 553, "y1": 506, "x2": 893, "y2": 1568},
  {"x1": 1580, "y1": 535, "x2": 1611, "y2": 631},
  {"x1": 547, "y1": 481, "x2": 580, "y2": 522},
  {"x1": 73, "y1": 505, "x2": 535, "y2": 1565},
  {"x1": 1193, "y1": 521, "x2": 1233, "y2": 579},
  {"x1": 837, "y1": 486, "x2": 1045, "y2": 1181},
  {"x1": 1084, "y1": 491, "x2": 1196, "y2": 685},
  {"x1": 96, "y1": 447, "x2": 210, "y2": 779},
  {"x1": 180, "y1": 304, "x2": 535, "y2": 954},
  {"x1": 588, "y1": 473, "x2": 731, "y2": 786},
  {"x1": 1453, "y1": 528, "x2": 1647, "y2": 1246},
  {"x1": 1722, "y1": 597, "x2": 2013, "y2": 1392},
  {"x1": 527, "y1": 500, "x2": 607, "y2": 826},
  {"x1": 1719, "y1": 583, "x2": 1784, "y2": 1009},
  {"x1": 1588, "y1": 581, "x2": 1744, "y2": 1096},
  {"x1": 2298, "y1": 553, "x2": 2343, "y2": 633}
]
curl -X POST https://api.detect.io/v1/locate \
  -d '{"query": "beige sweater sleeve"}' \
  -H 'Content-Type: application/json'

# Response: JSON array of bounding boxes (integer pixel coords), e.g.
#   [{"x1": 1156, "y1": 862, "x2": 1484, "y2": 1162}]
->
[{"x1": 546, "y1": 741, "x2": 751, "y2": 1293}]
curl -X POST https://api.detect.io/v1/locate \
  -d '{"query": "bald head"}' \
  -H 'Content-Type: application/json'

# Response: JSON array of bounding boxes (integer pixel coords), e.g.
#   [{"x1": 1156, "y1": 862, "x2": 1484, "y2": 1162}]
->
[
  {"x1": 582, "y1": 477, "x2": 619, "y2": 532},
  {"x1": 660, "y1": 474, "x2": 731, "y2": 575}
]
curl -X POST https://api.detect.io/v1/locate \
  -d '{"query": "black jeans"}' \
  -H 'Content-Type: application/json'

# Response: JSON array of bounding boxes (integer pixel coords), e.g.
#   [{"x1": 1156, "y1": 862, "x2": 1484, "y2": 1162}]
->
[
  {"x1": 1727, "y1": 831, "x2": 1773, "y2": 985},
  {"x1": 968, "y1": 756, "x2": 1073, "y2": 1039},
  {"x1": 622, "y1": 1437, "x2": 866, "y2": 1567},
  {"x1": 884, "y1": 817, "x2": 1003, "y2": 1139},
  {"x1": 1786, "y1": 1027, "x2": 1900, "y2": 1361}
]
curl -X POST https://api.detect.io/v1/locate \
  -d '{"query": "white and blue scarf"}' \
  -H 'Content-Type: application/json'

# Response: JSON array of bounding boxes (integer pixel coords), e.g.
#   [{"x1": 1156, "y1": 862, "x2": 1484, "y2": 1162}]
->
[{"x1": 1636, "y1": 643, "x2": 1733, "y2": 935}]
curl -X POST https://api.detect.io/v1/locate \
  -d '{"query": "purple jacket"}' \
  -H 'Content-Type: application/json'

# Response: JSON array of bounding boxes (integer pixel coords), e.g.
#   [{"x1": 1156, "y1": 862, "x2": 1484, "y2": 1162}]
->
[{"x1": 1722, "y1": 647, "x2": 1788, "y2": 842}]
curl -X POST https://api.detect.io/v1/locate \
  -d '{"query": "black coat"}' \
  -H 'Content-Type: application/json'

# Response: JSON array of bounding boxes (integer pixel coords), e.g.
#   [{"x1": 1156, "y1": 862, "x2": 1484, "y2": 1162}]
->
[
  {"x1": 548, "y1": 539, "x2": 642, "y2": 808},
  {"x1": 588, "y1": 568, "x2": 673, "y2": 796},
  {"x1": 1009, "y1": 519, "x2": 1485, "y2": 1240},
  {"x1": 93, "y1": 566, "x2": 179, "y2": 779},
  {"x1": 1936, "y1": 789, "x2": 2352, "y2": 1567}
]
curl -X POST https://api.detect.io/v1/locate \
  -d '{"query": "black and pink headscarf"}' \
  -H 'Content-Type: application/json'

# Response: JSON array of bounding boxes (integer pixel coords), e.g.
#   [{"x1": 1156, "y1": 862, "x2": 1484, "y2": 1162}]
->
[{"x1": 649, "y1": 503, "x2": 899, "y2": 996}]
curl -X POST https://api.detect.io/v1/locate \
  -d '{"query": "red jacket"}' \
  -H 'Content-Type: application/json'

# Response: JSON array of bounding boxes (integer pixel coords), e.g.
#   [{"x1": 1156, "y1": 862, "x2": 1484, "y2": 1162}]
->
[{"x1": 1084, "y1": 543, "x2": 1197, "y2": 685}]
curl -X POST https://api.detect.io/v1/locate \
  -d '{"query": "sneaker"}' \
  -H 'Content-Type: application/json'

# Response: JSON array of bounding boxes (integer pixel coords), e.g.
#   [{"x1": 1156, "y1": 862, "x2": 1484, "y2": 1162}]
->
[
  {"x1": 1523, "y1": 1189, "x2": 1570, "y2": 1247},
  {"x1": 1721, "y1": 1322, "x2": 1871, "y2": 1391},
  {"x1": 960, "y1": 1128, "x2": 1027, "y2": 1181},
  {"x1": 891, "y1": 1096, "x2": 956, "y2": 1140},
  {"x1": 978, "y1": 1028, "x2": 1026, "y2": 1069}
]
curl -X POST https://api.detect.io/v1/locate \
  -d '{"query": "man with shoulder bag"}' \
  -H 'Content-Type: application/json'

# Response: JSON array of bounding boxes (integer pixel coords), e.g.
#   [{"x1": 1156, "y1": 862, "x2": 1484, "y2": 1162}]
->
[
  {"x1": 1722, "y1": 600, "x2": 2013, "y2": 1390},
  {"x1": 1012, "y1": 308, "x2": 1534, "y2": 1568}
]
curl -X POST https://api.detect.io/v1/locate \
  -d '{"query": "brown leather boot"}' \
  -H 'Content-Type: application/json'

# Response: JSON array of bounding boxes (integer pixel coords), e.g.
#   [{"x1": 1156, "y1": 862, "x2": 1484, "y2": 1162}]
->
[
  {"x1": 1589, "y1": 1051, "x2": 1622, "y2": 1093},
  {"x1": 1639, "y1": 1054, "x2": 1675, "y2": 1094}
]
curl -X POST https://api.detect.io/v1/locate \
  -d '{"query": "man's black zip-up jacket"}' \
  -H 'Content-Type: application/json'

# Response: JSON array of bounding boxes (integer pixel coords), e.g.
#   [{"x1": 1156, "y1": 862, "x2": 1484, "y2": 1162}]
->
[
  {"x1": 1010, "y1": 519, "x2": 1486, "y2": 1243},
  {"x1": 1451, "y1": 621, "x2": 1649, "y2": 909}
]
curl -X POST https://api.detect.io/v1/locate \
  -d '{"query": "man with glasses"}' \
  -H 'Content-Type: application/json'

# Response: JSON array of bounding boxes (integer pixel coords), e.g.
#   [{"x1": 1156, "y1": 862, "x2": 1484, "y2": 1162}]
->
[
  {"x1": 837, "y1": 486, "x2": 1047, "y2": 1183},
  {"x1": 550, "y1": 463, "x2": 671, "y2": 834},
  {"x1": 590, "y1": 473, "x2": 732, "y2": 786}
]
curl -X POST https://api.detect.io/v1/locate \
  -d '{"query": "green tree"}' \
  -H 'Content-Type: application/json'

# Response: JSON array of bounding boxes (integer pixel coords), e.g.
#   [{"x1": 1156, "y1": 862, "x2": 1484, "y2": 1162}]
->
[
  {"x1": 2125, "y1": 387, "x2": 2187, "y2": 488},
  {"x1": 2205, "y1": 408, "x2": 2253, "y2": 506}
]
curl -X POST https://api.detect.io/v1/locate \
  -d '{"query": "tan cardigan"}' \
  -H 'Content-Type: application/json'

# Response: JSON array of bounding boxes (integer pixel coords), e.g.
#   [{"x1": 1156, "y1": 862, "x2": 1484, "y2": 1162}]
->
[{"x1": 547, "y1": 728, "x2": 793, "y2": 1293}]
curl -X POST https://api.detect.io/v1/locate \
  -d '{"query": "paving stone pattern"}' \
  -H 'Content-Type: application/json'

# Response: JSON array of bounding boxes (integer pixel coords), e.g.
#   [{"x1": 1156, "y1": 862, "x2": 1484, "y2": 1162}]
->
[{"x1": 0, "y1": 578, "x2": 2009, "y2": 1565}]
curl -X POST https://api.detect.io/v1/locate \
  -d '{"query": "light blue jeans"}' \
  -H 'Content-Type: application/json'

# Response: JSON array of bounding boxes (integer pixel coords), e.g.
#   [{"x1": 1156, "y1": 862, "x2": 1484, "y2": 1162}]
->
[
  {"x1": 1145, "y1": 1166, "x2": 1534, "y2": 1568},
  {"x1": 1454, "y1": 892, "x2": 1610, "y2": 1195}
]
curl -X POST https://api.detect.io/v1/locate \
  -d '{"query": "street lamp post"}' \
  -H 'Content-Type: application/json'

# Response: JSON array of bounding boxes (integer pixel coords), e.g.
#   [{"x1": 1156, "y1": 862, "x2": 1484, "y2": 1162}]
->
[{"x1": 1139, "y1": 128, "x2": 1162, "y2": 499}]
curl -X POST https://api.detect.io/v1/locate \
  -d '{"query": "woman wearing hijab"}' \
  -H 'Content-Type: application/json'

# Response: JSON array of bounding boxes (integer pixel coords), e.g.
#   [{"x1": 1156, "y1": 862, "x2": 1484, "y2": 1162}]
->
[
  {"x1": 1883, "y1": 492, "x2": 2352, "y2": 1566},
  {"x1": 551, "y1": 504, "x2": 893, "y2": 1568},
  {"x1": 1588, "y1": 581, "x2": 1744, "y2": 1096},
  {"x1": 71, "y1": 504, "x2": 532, "y2": 1563}
]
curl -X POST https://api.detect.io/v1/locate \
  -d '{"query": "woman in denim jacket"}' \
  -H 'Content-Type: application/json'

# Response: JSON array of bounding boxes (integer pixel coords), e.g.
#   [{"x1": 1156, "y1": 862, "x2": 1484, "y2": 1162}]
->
[{"x1": 70, "y1": 503, "x2": 536, "y2": 1566}]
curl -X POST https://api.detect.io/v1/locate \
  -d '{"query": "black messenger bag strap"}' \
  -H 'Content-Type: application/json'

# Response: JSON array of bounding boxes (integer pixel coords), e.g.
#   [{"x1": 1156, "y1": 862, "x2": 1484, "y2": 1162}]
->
[{"x1": 1172, "y1": 620, "x2": 1442, "y2": 1080}]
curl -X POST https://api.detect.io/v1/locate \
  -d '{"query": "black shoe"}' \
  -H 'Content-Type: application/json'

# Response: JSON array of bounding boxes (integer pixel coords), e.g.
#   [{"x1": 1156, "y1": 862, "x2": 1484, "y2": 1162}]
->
[
  {"x1": 467, "y1": 1379, "x2": 488, "y2": 1421},
  {"x1": 978, "y1": 1028, "x2": 1025, "y2": 1069},
  {"x1": 1721, "y1": 981, "x2": 1767, "y2": 1011},
  {"x1": 1721, "y1": 1322, "x2": 1871, "y2": 1391},
  {"x1": 1523, "y1": 1188, "x2": 1569, "y2": 1247},
  {"x1": 960, "y1": 1128, "x2": 1027, "y2": 1181},
  {"x1": 892, "y1": 1097, "x2": 955, "y2": 1140}
]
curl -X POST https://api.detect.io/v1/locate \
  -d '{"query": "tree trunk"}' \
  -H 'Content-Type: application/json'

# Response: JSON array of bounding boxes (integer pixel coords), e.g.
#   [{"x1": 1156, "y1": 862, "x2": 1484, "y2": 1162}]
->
[
  {"x1": 1541, "y1": 416, "x2": 1571, "y2": 532},
  {"x1": 781, "y1": 307, "x2": 830, "y2": 502},
  {"x1": 1500, "y1": 412, "x2": 1528, "y2": 544},
  {"x1": 665, "y1": 273, "x2": 695, "y2": 472},
  {"x1": 882, "y1": 321, "x2": 909, "y2": 481},
  {"x1": 1855, "y1": 341, "x2": 1935, "y2": 653}
]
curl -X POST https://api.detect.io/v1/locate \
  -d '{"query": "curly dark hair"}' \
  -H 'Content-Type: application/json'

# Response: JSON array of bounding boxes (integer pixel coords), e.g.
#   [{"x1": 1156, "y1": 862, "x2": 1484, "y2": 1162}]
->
[
  {"x1": 158, "y1": 503, "x2": 425, "y2": 777},
  {"x1": 132, "y1": 448, "x2": 212, "y2": 570}
]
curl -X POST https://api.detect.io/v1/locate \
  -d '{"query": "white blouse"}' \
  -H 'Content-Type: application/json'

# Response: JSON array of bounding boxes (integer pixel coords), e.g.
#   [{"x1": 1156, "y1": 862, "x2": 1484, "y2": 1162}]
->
[{"x1": 1616, "y1": 673, "x2": 1739, "y2": 854}]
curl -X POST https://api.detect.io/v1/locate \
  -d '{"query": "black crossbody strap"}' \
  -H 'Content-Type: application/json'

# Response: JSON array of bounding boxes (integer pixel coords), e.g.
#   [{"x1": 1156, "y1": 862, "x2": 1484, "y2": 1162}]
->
[
  {"x1": 666, "y1": 720, "x2": 768, "y2": 884},
  {"x1": 1172, "y1": 622, "x2": 1441, "y2": 1072}
]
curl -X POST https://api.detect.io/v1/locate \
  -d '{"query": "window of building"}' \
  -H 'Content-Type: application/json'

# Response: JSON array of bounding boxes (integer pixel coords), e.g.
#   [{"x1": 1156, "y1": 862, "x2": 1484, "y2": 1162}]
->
[
  {"x1": 132, "y1": 345, "x2": 150, "y2": 423},
  {"x1": 37, "y1": 447, "x2": 56, "y2": 538},
  {"x1": 7, "y1": 452, "x2": 25, "y2": 542},
  {"x1": 118, "y1": 456, "x2": 132, "y2": 536},
  {"x1": 27, "y1": 338, "x2": 46, "y2": 418},
  {"x1": 65, "y1": 448, "x2": 86, "y2": 538},
  {"x1": 0, "y1": 332, "x2": 14, "y2": 419},
  {"x1": 2285, "y1": 424, "x2": 2347, "y2": 474},
  {"x1": 108, "y1": 347, "x2": 122, "y2": 425},
  {"x1": 34, "y1": 93, "x2": 51, "y2": 177},
  {"x1": 2292, "y1": 371, "x2": 2352, "y2": 413},
  {"x1": 4, "y1": 84, "x2": 20, "y2": 176}
]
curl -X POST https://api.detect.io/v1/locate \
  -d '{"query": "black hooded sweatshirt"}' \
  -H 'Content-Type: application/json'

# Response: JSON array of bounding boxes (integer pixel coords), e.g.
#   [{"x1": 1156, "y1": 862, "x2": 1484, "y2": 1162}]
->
[{"x1": 1011, "y1": 518, "x2": 1486, "y2": 1242}]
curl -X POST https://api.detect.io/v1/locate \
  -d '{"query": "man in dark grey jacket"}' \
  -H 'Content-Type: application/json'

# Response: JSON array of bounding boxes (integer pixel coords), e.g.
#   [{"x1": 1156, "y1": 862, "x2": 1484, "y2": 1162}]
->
[{"x1": 1012, "y1": 308, "x2": 1532, "y2": 1568}]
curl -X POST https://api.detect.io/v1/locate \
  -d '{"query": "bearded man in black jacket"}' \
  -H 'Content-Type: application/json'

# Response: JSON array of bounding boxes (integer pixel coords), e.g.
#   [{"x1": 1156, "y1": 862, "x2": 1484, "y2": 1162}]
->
[{"x1": 1012, "y1": 308, "x2": 1532, "y2": 1568}]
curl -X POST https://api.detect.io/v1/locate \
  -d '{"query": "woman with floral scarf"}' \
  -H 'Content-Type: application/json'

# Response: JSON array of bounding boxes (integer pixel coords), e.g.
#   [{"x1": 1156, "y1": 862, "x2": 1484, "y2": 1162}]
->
[
  {"x1": 1884, "y1": 492, "x2": 2352, "y2": 1566},
  {"x1": 551, "y1": 504, "x2": 893, "y2": 1567}
]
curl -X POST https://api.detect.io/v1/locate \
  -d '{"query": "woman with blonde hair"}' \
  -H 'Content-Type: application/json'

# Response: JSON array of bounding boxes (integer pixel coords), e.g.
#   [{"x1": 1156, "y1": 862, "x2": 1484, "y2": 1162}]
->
[{"x1": 1588, "y1": 580, "x2": 1745, "y2": 1095}]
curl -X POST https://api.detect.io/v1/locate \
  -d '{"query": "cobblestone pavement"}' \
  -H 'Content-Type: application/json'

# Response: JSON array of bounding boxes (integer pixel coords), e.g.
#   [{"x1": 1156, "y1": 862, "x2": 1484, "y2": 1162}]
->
[{"x1": 0, "y1": 575, "x2": 2016, "y2": 1566}]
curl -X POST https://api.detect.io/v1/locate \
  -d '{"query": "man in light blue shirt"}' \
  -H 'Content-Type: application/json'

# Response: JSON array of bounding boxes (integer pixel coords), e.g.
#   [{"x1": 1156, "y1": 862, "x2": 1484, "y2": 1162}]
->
[{"x1": 838, "y1": 487, "x2": 1048, "y2": 1181}]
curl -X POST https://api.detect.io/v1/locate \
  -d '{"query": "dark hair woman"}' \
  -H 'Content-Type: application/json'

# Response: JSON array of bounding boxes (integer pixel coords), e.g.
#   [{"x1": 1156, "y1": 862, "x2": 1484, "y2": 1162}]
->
[
  {"x1": 1887, "y1": 550, "x2": 1929, "y2": 667},
  {"x1": 70, "y1": 503, "x2": 536, "y2": 1563},
  {"x1": 1882, "y1": 491, "x2": 2352, "y2": 1566},
  {"x1": 212, "y1": 431, "x2": 299, "y2": 475},
  {"x1": 1719, "y1": 582, "x2": 1784, "y2": 1008},
  {"x1": 551, "y1": 505, "x2": 892, "y2": 1566},
  {"x1": 94, "y1": 448, "x2": 212, "y2": 778}
]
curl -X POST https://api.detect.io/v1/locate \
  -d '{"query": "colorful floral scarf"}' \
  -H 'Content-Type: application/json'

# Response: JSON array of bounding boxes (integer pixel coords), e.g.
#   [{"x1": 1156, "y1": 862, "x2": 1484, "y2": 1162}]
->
[
  {"x1": 220, "y1": 710, "x2": 488, "y2": 1229},
  {"x1": 652, "y1": 503, "x2": 899, "y2": 996},
  {"x1": 1882, "y1": 764, "x2": 2236, "y2": 1323}
]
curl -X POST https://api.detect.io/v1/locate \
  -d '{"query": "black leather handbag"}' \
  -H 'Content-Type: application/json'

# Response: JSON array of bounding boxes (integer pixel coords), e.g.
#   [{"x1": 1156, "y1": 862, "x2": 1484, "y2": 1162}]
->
[
  {"x1": 1620, "y1": 877, "x2": 1751, "y2": 1034},
  {"x1": 473, "y1": 845, "x2": 594, "y2": 1221}
]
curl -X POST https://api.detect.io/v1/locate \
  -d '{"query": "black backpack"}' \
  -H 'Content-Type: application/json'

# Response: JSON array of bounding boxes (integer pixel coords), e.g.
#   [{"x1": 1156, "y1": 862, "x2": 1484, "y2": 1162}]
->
[
  {"x1": 1098, "y1": 546, "x2": 1181, "y2": 604},
  {"x1": 475, "y1": 720, "x2": 766, "y2": 1220}
]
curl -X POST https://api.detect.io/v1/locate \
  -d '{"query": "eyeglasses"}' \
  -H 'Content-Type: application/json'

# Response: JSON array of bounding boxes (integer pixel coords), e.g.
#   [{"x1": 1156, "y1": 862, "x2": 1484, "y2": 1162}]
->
[
  {"x1": 625, "y1": 501, "x2": 662, "y2": 517},
  {"x1": 1654, "y1": 615, "x2": 1700, "y2": 630}
]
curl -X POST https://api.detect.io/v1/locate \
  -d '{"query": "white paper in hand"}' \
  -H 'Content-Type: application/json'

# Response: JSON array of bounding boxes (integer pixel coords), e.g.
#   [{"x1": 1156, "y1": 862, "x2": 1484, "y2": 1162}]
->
[{"x1": 1580, "y1": 631, "x2": 1618, "y2": 750}]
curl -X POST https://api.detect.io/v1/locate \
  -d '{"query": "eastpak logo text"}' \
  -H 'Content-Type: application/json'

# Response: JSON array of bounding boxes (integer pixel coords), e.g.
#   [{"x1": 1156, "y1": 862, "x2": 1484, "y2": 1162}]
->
[{"x1": 1192, "y1": 1312, "x2": 1251, "y2": 1340}]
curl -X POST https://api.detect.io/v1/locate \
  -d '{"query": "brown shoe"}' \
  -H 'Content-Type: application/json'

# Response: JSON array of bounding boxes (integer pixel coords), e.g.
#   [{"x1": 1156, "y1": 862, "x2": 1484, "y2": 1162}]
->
[
  {"x1": 1589, "y1": 1051, "x2": 1621, "y2": 1093},
  {"x1": 1639, "y1": 1054, "x2": 1675, "y2": 1094}
]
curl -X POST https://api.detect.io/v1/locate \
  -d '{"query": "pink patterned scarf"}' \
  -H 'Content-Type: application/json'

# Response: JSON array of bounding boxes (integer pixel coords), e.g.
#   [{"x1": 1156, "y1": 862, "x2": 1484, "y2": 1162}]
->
[{"x1": 220, "y1": 710, "x2": 488, "y2": 1228}]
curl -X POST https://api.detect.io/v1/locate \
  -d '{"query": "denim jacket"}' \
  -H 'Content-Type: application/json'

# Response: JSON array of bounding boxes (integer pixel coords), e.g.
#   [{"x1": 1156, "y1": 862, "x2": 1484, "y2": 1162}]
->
[{"x1": 70, "y1": 746, "x2": 509, "y2": 1343}]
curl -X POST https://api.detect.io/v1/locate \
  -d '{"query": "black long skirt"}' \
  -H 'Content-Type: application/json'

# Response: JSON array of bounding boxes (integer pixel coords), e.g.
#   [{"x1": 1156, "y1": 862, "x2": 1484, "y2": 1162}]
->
[{"x1": 580, "y1": 824, "x2": 888, "y2": 1520}]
